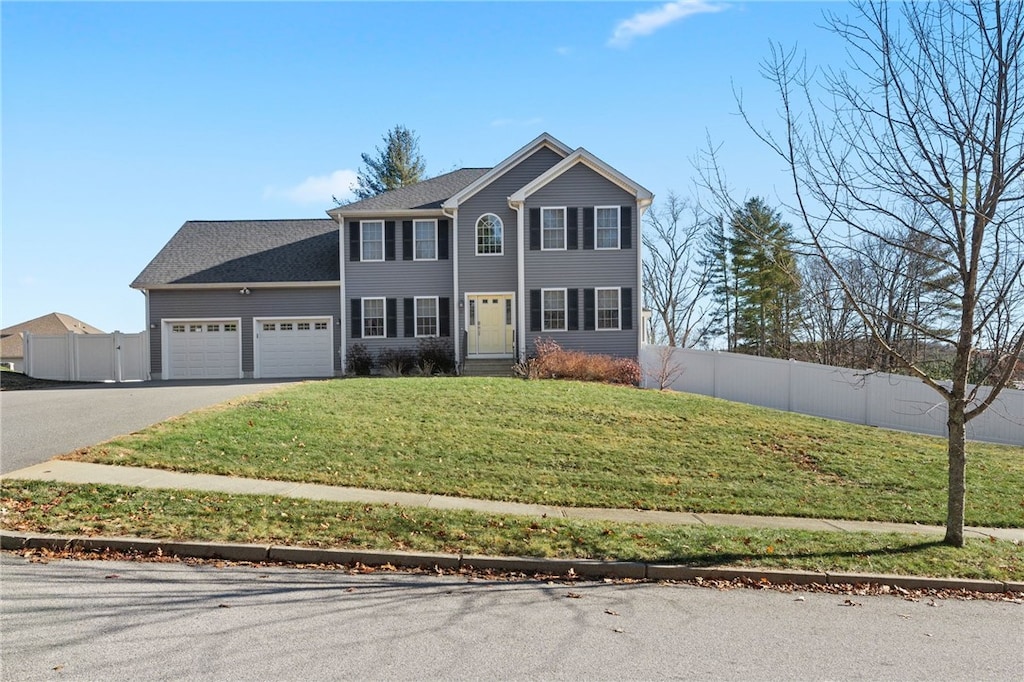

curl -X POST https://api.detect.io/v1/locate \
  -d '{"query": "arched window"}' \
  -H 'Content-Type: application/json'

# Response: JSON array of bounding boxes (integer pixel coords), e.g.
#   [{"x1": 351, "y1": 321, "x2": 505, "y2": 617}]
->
[{"x1": 476, "y1": 213, "x2": 503, "y2": 255}]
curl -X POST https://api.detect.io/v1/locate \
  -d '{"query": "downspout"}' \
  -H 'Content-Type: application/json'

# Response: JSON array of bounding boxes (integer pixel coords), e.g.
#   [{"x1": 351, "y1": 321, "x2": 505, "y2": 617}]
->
[
  {"x1": 636, "y1": 197, "x2": 653, "y2": 354},
  {"x1": 443, "y1": 205, "x2": 460, "y2": 370},
  {"x1": 143, "y1": 288, "x2": 152, "y2": 380},
  {"x1": 508, "y1": 197, "x2": 526, "y2": 360},
  {"x1": 336, "y1": 212, "x2": 347, "y2": 374}
]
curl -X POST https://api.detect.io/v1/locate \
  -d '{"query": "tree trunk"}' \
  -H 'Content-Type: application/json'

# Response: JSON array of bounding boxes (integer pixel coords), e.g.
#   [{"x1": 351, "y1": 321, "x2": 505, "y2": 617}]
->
[{"x1": 944, "y1": 401, "x2": 967, "y2": 547}]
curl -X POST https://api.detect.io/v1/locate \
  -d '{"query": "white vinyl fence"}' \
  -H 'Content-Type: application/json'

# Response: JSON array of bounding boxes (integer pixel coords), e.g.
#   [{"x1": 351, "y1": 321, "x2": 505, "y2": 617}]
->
[
  {"x1": 641, "y1": 345, "x2": 1024, "y2": 447},
  {"x1": 24, "y1": 331, "x2": 148, "y2": 383}
]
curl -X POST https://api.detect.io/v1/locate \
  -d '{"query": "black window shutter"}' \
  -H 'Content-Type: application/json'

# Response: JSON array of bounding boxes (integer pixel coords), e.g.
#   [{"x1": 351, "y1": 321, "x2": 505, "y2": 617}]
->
[
  {"x1": 621, "y1": 206, "x2": 632, "y2": 249},
  {"x1": 439, "y1": 297, "x2": 451, "y2": 337},
  {"x1": 349, "y1": 222, "x2": 361, "y2": 262},
  {"x1": 402, "y1": 221, "x2": 413, "y2": 261},
  {"x1": 567, "y1": 288, "x2": 579, "y2": 330},
  {"x1": 622, "y1": 287, "x2": 633, "y2": 330},
  {"x1": 438, "y1": 219, "x2": 449, "y2": 260},
  {"x1": 385, "y1": 221, "x2": 396, "y2": 261},
  {"x1": 404, "y1": 298, "x2": 415, "y2": 337},
  {"x1": 386, "y1": 298, "x2": 397, "y2": 337},
  {"x1": 582, "y1": 208, "x2": 594, "y2": 250},
  {"x1": 567, "y1": 208, "x2": 578, "y2": 250},
  {"x1": 530, "y1": 289, "x2": 542, "y2": 332},
  {"x1": 583, "y1": 288, "x2": 596, "y2": 331},
  {"x1": 351, "y1": 299, "x2": 362, "y2": 338},
  {"x1": 529, "y1": 208, "x2": 541, "y2": 250}
]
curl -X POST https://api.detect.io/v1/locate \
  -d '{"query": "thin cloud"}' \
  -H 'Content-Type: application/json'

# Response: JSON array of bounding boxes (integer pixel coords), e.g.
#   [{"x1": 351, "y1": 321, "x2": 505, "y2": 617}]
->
[
  {"x1": 608, "y1": 1, "x2": 725, "y2": 48},
  {"x1": 491, "y1": 117, "x2": 544, "y2": 128},
  {"x1": 264, "y1": 169, "x2": 358, "y2": 204}
]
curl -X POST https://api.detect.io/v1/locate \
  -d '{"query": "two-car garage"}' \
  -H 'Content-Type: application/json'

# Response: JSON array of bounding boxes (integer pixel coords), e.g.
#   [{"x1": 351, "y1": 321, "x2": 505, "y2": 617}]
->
[{"x1": 162, "y1": 317, "x2": 334, "y2": 380}]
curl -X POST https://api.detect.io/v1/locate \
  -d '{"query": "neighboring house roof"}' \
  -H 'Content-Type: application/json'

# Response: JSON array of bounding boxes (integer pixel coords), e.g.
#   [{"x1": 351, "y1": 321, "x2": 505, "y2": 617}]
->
[
  {"x1": 328, "y1": 168, "x2": 490, "y2": 216},
  {"x1": 0, "y1": 313, "x2": 105, "y2": 360},
  {"x1": 131, "y1": 219, "x2": 339, "y2": 288}
]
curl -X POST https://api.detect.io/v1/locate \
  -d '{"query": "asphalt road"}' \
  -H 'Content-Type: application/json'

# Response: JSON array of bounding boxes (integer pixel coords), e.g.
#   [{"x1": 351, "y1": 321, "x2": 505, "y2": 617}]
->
[
  {"x1": 2, "y1": 554, "x2": 1021, "y2": 681},
  {"x1": 0, "y1": 380, "x2": 301, "y2": 474}
]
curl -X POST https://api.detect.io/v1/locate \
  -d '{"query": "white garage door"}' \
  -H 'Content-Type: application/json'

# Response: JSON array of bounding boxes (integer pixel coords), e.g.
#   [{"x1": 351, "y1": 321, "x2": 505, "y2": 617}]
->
[
  {"x1": 256, "y1": 318, "x2": 333, "y2": 378},
  {"x1": 166, "y1": 321, "x2": 241, "y2": 380}
]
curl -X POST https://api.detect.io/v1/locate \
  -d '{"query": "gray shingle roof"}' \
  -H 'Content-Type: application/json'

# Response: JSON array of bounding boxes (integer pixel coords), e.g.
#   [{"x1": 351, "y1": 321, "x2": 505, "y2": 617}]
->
[
  {"x1": 334, "y1": 168, "x2": 489, "y2": 212},
  {"x1": 132, "y1": 219, "x2": 339, "y2": 287}
]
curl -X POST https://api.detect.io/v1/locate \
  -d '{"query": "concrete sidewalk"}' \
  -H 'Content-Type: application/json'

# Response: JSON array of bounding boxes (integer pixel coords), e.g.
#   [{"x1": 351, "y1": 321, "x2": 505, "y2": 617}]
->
[{"x1": 4, "y1": 460, "x2": 1022, "y2": 542}]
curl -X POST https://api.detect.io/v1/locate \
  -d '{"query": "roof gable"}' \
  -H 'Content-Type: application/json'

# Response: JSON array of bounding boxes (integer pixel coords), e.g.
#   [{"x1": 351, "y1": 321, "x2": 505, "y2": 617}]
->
[
  {"x1": 442, "y1": 132, "x2": 572, "y2": 210},
  {"x1": 508, "y1": 147, "x2": 653, "y2": 205}
]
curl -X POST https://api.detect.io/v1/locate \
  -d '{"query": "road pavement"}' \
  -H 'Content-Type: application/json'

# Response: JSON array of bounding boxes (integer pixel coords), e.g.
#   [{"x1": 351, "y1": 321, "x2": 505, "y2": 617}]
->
[
  {"x1": 0, "y1": 380, "x2": 300, "y2": 473},
  {"x1": 2, "y1": 553, "x2": 1021, "y2": 681}
]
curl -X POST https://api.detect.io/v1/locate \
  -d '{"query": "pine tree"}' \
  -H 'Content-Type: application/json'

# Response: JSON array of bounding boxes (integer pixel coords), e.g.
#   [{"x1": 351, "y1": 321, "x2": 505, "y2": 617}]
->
[{"x1": 350, "y1": 125, "x2": 426, "y2": 201}]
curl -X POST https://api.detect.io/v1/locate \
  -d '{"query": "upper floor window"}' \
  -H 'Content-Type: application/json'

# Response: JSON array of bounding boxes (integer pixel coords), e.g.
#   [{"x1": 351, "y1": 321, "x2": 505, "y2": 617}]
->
[
  {"x1": 476, "y1": 214, "x2": 503, "y2": 255},
  {"x1": 596, "y1": 288, "x2": 621, "y2": 330},
  {"x1": 361, "y1": 221, "x2": 384, "y2": 262},
  {"x1": 595, "y1": 207, "x2": 621, "y2": 249},
  {"x1": 542, "y1": 208, "x2": 566, "y2": 250},
  {"x1": 542, "y1": 288, "x2": 566, "y2": 331},
  {"x1": 414, "y1": 220, "x2": 437, "y2": 260}
]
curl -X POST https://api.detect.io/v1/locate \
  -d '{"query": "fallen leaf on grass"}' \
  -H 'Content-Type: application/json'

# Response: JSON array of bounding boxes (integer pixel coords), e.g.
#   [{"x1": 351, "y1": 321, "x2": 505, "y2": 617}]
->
[
  {"x1": 217, "y1": 604, "x2": 231, "y2": 609},
  {"x1": 841, "y1": 599, "x2": 862, "y2": 607},
  {"x1": 613, "y1": 628, "x2": 624, "y2": 633},
  {"x1": 565, "y1": 592, "x2": 582, "y2": 599},
  {"x1": 604, "y1": 609, "x2": 620, "y2": 616},
  {"x1": 104, "y1": 574, "x2": 120, "y2": 580}
]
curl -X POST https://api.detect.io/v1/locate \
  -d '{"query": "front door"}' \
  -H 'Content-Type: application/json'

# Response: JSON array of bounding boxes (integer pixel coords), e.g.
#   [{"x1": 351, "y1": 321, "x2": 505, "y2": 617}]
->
[{"x1": 467, "y1": 294, "x2": 514, "y2": 356}]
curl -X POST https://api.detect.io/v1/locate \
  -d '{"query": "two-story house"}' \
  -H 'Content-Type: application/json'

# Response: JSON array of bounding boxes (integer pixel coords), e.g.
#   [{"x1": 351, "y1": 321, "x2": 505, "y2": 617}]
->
[{"x1": 132, "y1": 133, "x2": 652, "y2": 379}]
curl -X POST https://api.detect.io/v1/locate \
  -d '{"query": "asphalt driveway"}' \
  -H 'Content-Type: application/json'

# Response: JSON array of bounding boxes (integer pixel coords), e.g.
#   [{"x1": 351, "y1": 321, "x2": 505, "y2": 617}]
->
[{"x1": 0, "y1": 380, "x2": 305, "y2": 474}]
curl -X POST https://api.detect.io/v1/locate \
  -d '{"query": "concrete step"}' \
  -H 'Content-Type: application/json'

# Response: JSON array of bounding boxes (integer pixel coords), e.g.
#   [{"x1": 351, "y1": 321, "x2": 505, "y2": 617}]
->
[{"x1": 462, "y1": 358, "x2": 517, "y2": 377}]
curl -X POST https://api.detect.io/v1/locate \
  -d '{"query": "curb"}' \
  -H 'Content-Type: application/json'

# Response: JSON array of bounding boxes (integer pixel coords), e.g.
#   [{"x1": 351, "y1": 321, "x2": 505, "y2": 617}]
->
[{"x1": 2, "y1": 530, "x2": 1018, "y2": 594}]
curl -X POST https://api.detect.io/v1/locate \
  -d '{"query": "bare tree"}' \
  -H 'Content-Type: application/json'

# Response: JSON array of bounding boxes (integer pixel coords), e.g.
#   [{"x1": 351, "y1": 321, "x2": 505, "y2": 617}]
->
[
  {"x1": 642, "y1": 192, "x2": 717, "y2": 347},
  {"x1": 743, "y1": 0, "x2": 1024, "y2": 545}
]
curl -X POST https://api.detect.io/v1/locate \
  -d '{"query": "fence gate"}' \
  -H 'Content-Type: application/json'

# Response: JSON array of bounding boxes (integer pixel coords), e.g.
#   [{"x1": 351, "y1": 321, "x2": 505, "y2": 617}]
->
[{"x1": 24, "y1": 331, "x2": 148, "y2": 382}]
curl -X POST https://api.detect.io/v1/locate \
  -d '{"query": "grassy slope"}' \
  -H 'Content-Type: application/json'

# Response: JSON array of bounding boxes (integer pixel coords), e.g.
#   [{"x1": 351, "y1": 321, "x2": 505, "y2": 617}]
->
[{"x1": 64, "y1": 377, "x2": 1024, "y2": 528}]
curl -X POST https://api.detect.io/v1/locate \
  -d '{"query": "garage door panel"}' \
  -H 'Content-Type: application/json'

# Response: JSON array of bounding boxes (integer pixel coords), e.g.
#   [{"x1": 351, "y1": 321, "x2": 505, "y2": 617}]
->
[
  {"x1": 166, "y1": 321, "x2": 240, "y2": 380},
  {"x1": 256, "y1": 318, "x2": 333, "y2": 378}
]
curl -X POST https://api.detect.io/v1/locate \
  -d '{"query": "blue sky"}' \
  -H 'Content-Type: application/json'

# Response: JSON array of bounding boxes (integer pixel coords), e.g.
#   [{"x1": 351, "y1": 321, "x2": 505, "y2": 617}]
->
[{"x1": 2, "y1": 1, "x2": 842, "y2": 334}]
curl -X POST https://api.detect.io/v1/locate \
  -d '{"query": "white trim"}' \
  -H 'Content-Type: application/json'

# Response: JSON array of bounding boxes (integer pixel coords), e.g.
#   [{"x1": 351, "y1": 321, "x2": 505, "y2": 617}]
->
[
  {"x1": 595, "y1": 287, "x2": 622, "y2": 331},
  {"x1": 474, "y1": 213, "x2": 504, "y2": 256},
  {"x1": 329, "y1": 208, "x2": 444, "y2": 220},
  {"x1": 509, "y1": 148, "x2": 654, "y2": 204},
  {"x1": 541, "y1": 206, "x2": 567, "y2": 251},
  {"x1": 160, "y1": 317, "x2": 243, "y2": 381},
  {"x1": 361, "y1": 297, "x2": 387, "y2": 338},
  {"x1": 414, "y1": 296, "x2": 440, "y2": 338},
  {"x1": 448, "y1": 207, "x2": 460, "y2": 362},
  {"x1": 594, "y1": 206, "x2": 621, "y2": 250},
  {"x1": 360, "y1": 220, "x2": 385, "y2": 262},
  {"x1": 541, "y1": 288, "x2": 568, "y2": 332},
  {"x1": 338, "y1": 214, "x2": 347, "y2": 371},
  {"x1": 442, "y1": 133, "x2": 572, "y2": 210},
  {"x1": 514, "y1": 201, "x2": 526, "y2": 358},
  {"x1": 252, "y1": 315, "x2": 334, "y2": 379},
  {"x1": 134, "y1": 281, "x2": 341, "y2": 291},
  {"x1": 412, "y1": 219, "x2": 439, "y2": 262},
  {"x1": 637, "y1": 199, "x2": 648, "y2": 350}
]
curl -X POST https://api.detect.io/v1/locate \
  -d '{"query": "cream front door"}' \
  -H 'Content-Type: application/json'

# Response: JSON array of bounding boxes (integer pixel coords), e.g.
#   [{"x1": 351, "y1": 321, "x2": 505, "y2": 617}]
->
[{"x1": 467, "y1": 294, "x2": 514, "y2": 356}]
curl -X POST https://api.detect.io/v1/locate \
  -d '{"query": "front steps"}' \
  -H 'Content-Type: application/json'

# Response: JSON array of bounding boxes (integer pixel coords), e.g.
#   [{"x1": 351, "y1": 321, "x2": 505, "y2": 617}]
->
[{"x1": 461, "y1": 358, "x2": 517, "y2": 377}]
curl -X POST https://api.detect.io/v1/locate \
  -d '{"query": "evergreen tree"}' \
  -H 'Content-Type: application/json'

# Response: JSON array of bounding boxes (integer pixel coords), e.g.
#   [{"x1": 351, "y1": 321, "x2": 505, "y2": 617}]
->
[{"x1": 349, "y1": 125, "x2": 426, "y2": 201}]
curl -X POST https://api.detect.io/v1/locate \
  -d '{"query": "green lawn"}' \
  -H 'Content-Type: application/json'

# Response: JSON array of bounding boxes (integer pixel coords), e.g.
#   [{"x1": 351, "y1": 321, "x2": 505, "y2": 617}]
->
[
  {"x1": 2, "y1": 480, "x2": 1021, "y2": 581},
  {"x1": 65, "y1": 377, "x2": 1024, "y2": 528}
]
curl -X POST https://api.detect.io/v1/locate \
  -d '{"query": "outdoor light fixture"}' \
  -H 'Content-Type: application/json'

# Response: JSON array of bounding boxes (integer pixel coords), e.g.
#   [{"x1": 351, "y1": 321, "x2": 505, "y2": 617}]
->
[{"x1": 239, "y1": 288, "x2": 251, "y2": 295}]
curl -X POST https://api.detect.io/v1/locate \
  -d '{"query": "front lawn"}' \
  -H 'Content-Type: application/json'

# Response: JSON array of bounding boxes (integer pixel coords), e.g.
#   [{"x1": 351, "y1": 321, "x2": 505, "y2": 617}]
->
[{"x1": 64, "y1": 378, "x2": 1024, "y2": 527}]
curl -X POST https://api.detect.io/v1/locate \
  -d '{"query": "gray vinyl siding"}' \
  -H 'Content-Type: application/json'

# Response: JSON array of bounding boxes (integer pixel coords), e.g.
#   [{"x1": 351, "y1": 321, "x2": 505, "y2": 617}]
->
[
  {"x1": 343, "y1": 214, "x2": 454, "y2": 358},
  {"x1": 148, "y1": 287, "x2": 342, "y2": 376},
  {"x1": 457, "y1": 146, "x2": 564, "y2": 305},
  {"x1": 524, "y1": 164, "x2": 639, "y2": 359}
]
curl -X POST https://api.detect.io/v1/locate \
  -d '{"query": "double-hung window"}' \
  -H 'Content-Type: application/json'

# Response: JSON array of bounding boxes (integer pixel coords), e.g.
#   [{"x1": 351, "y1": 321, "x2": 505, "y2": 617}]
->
[
  {"x1": 414, "y1": 220, "x2": 437, "y2": 260},
  {"x1": 542, "y1": 289, "x2": 567, "y2": 331},
  {"x1": 596, "y1": 288, "x2": 621, "y2": 330},
  {"x1": 542, "y1": 208, "x2": 566, "y2": 250},
  {"x1": 595, "y1": 207, "x2": 620, "y2": 249},
  {"x1": 362, "y1": 298, "x2": 386, "y2": 338},
  {"x1": 476, "y1": 214, "x2": 503, "y2": 255},
  {"x1": 415, "y1": 297, "x2": 439, "y2": 337},
  {"x1": 361, "y1": 221, "x2": 384, "y2": 261}
]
